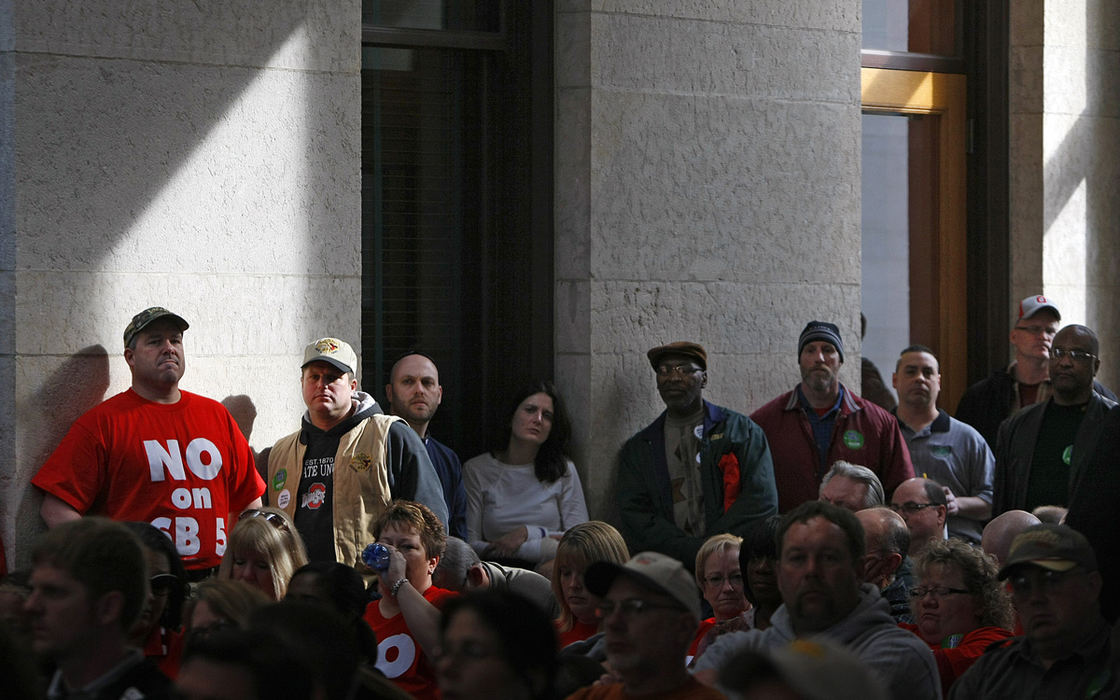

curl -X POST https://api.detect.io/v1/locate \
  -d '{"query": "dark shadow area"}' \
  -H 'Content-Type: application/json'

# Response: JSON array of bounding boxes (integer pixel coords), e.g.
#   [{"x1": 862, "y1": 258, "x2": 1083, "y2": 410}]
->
[{"x1": 14, "y1": 345, "x2": 110, "y2": 553}]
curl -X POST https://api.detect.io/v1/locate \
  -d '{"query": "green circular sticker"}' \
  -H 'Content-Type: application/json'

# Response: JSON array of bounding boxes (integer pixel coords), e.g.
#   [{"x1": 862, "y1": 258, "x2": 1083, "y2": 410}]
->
[
  {"x1": 1062, "y1": 445, "x2": 1073, "y2": 466},
  {"x1": 273, "y1": 469, "x2": 287, "y2": 490},
  {"x1": 843, "y1": 430, "x2": 865, "y2": 450}
]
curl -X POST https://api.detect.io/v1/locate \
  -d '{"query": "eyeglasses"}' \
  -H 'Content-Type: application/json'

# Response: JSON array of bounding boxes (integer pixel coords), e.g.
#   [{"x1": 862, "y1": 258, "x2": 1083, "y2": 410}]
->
[
  {"x1": 655, "y1": 364, "x2": 702, "y2": 378},
  {"x1": 149, "y1": 573, "x2": 181, "y2": 596},
  {"x1": 889, "y1": 502, "x2": 939, "y2": 514},
  {"x1": 596, "y1": 598, "x2": 686, "y2": 619},
  {"x1": 239, "y1": 508, "x2": 291, "y2": 533},
  {"x1": 1014, "y1": 324, "x2": 1058, "y2": 336},
  {"x1": 1050, "y1": 347, "x2": 1098, "y2": 363},
  {"x1": 908, "y1": 585, "x2": 969, "y2": 600},
  {"x1": 703, "y1": 573, "x2": 744, "y2": 588},
  {"x1": 1008, "y1": 568, "x2": 1082, "y2": 597}
]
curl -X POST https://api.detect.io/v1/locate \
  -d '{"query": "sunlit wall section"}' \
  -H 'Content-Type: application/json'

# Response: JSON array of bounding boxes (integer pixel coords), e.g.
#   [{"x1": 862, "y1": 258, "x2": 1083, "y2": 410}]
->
[
  {"x1": 3, "y1": 1, "x2": 359, "y2": 564},
  {"x1": 1012, "y1": 0, "x2": 1120, "y2": 386}
]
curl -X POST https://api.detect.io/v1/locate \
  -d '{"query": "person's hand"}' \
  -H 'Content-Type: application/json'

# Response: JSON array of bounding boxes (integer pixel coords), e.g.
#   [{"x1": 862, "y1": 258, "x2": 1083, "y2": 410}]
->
[
  {"x1": 943, "y1": 487, "x2": 959, "y2": 516},
  {"x1": 383, "y1": 544, "x2": 409, "y2": 589},
  {"x1": 485, "y1": 525, "x2": 528, "y2": 559}
]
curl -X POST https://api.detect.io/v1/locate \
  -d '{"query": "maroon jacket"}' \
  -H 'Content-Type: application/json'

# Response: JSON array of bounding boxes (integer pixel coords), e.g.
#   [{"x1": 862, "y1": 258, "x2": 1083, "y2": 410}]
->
[{"x1": 751, "y1": 384, "x2": 914, "y2": 512}]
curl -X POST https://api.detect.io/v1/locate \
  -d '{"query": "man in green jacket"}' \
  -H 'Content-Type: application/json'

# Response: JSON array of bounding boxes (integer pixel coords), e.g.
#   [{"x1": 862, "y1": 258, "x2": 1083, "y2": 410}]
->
[{"x1": 616, "y1": 341, "x2": 778, "y2": 571}]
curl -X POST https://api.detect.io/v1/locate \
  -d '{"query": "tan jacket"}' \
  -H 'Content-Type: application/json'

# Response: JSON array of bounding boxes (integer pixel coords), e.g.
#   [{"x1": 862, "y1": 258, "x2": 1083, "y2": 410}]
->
[{"x1": 267, "y1": 414, "x2": 399, "y2": 568}]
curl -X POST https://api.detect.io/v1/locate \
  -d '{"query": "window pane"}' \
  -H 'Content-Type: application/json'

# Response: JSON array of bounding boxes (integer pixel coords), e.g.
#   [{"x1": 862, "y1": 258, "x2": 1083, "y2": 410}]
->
[
  {"x1": 863, "y1": 0, "x2": 957, "y2": 56},
  {"x1": 362, "y1": 0, "x2": 500, "y2": 33},
  {"x1": 361, "y1": 46, "x2": 485, "y2": 450}
]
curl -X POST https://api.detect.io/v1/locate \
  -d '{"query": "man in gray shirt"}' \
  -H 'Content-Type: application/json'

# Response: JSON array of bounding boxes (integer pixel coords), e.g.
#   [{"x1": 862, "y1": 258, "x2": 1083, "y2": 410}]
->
[{"x1": 893, "y1": 345, "x2": 993, "y2": 543}]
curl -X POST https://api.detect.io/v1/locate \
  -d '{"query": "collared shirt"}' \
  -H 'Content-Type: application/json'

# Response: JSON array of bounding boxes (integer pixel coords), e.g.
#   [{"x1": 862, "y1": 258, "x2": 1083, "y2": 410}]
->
[
  {"x1": 897, "y1": 409, "x2": 994, "y2": 543},
  {"x1": 797, "y1": 385, "x2": 844, "y2": 471},
  {"x1": 949, "y1": 617, "x2": 1113, "y2": 699}
]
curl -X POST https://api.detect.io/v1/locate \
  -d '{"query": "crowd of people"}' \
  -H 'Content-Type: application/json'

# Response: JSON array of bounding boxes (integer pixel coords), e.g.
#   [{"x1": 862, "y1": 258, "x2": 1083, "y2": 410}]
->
[{"x1": 4, "y1": 296, "x2": 1120, "y2": 698}]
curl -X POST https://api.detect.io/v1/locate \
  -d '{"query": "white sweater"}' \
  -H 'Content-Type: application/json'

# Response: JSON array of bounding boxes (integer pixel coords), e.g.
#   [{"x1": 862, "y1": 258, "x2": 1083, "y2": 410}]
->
[{"x1": 462, "y1": 452, "x2": 589, "y2": 562}]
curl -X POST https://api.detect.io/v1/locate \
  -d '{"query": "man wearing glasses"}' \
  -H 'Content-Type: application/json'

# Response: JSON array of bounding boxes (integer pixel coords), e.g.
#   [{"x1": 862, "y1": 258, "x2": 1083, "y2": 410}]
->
[
  {"x1": 890, "y1": 477, "x2": 948, "y2": 558},
  {"x1": 751, "y1": 321, "x2": 914, "y2": 512},
  {"x1": 951, "y1": 524, "x2": 1111, "y2": 699},
  {"x1": 616, "y1": 341, "x2": 777, "y2": 572},
  {"x1": 956, "y1": 295, "x2": 1116, "y2": 448},
  {"x1": 992, "y1": 324, "x2": 1116, "y2": 515},
  {"x1": 575, "y1": 551, "x2": 721, "y2": 699}
]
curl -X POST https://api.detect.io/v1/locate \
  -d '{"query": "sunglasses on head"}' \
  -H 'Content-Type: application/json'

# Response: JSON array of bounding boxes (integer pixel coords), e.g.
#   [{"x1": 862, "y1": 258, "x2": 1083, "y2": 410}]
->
[
  {"x1": 238, "y1": 508, "x2": 291, "y2": 533},
  {"x1": 149, "y1": 573, "x2": 181, "y2": 596}
]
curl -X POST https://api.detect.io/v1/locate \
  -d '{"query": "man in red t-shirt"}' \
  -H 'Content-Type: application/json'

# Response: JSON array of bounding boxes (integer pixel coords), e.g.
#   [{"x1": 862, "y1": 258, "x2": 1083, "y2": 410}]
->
[{"x1": 32, "y1": 307, "x2": 264, "y2": 574}]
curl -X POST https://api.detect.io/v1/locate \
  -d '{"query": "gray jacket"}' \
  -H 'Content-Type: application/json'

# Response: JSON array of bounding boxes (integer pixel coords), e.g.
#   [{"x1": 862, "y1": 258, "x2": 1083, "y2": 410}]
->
[
  {"x1": 695, "y1": 583, "x2": 940, "y2": 700},
  {"x1": 992, "y1": 391, "x2": 1117, "y2": 514}
]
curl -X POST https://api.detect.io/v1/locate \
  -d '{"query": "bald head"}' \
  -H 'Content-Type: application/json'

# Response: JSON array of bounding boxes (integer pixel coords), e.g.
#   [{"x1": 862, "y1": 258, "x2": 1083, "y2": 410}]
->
[
  {"x1": 981, "y1": 510, "x2": 1042, "y2": 565},
  {"x1": 855, "y1": 507, "x2": 908, "y2": 586}
]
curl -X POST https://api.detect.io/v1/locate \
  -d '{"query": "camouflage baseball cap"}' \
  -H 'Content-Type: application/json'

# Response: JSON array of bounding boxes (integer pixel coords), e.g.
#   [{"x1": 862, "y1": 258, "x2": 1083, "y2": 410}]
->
[
  {"x1": 123, "y1": 307, "x2": 189, "y2": 348},
  {"x1": 302, "y1": 337, "x2": 358, "y2": 376}
]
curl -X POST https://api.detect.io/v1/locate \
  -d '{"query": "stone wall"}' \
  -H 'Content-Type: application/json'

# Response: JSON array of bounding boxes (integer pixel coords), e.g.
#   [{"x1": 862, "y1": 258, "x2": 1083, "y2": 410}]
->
[
  {"x1": 0, "y1": 0, "x2": 359, "y2": 564},
  {"x1": 554, "y1": 1, "x2": 863, "y2": 519}
]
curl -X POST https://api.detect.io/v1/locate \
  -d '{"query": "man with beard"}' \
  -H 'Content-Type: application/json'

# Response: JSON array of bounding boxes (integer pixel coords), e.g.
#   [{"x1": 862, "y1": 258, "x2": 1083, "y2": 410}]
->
[
  {"x1": 751, "y1": 321, "x2": 913, "y2": 512},
  {"x1": 385, "y1": 353, "x2": 467, "y2": 539},
  {"x1": 993, "y1": 325, "x2": 1116, "y2": 514},
  {"x1": 266, "y1": 338, "x2": 447, "y2": 567},
  {"x1": 616, "y1": 341, "x2": 777, "y2": 571},
  {"x1": 893, "y1": 346, "x2": 993, "y2": 544},
  {"x1": 695, "y1": 501, "x2": 939, "y2": 699}
]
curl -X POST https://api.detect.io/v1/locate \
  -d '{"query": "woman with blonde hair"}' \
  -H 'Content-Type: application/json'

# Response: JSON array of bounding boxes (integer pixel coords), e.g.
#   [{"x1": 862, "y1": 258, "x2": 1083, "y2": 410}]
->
[
  {"x1": 551, "y1": 521, "x2": 629, "y2": 647},
  {"x1": 690, "y1": 533, "x2": 751, "y2": 662},
  {"x1": 901, "y1": 537, "x2": 1013, "y2": 696},
  {"x1": 218, "y1": 507, "x2": 309, "y2": 600}
]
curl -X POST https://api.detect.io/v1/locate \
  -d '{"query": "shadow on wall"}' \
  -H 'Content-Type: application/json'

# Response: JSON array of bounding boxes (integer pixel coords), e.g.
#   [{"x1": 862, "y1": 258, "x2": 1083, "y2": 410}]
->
[{"x1": 15, "y1": 345, "x2": 111, "y2": 546}]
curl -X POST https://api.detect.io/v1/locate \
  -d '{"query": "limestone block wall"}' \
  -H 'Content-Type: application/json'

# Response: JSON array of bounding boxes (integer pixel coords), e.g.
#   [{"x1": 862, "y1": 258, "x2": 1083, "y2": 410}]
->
[
  {"x1": 0, "y1": 0, "x2": 359, "y2": 564},
  {"x1": 1010, "y1": 0, "x2": 1120, "y2": 387},
  {"x1": 555, "y1": 1, "x2": 863, "y2": 519}
]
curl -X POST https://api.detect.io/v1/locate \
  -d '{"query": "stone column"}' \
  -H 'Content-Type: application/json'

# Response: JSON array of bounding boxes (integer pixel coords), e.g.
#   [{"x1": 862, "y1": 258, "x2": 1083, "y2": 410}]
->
[{"x1": 554, "y1": 2, "x2": 863, "y2": 519}]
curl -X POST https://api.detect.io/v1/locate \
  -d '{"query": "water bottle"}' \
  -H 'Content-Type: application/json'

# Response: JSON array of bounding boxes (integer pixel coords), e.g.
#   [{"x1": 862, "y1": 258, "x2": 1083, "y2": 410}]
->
[{"x1": 362, "y1": 542, "x2": 391, "y2": 572}]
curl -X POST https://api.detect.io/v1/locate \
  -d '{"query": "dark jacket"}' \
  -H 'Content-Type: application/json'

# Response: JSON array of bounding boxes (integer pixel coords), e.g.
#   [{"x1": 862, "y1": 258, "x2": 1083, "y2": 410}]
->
[
  {"x1": 992, "y1": 391, "x2": 1116, "y2": 514},
  {"x1": 1065, "y1": 403, "x2": 1120, "y2": 623},
  {"x1": 616, "y1": 401, "x2": 778, "y2": 569},
  {"x1": 956, "y1": 363, "x2": 1116, "y2": 448}
]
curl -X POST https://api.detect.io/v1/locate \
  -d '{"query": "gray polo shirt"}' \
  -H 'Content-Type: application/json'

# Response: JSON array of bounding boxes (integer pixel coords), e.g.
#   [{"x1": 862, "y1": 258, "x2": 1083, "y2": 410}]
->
[{"x1": 897, "y1": 409, "x2": 994, "y2": 543}]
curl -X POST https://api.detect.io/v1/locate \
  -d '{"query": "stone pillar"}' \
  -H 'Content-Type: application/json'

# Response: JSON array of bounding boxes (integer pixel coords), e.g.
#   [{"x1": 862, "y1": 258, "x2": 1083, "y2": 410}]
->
[
  {"x1": 554, "y1": 2, "x2": 863, "y2": 519},
  {"x1": 0, "y1": 1, "x2": 359, "y2": 564},
  {"x1": 1010, "y1": 0, "x2": 1120, "y2": 387}
]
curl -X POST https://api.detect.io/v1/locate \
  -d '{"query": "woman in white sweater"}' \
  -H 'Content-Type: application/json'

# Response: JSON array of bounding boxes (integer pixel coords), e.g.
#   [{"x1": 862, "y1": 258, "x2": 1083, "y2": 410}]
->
[{"x1": 463, "y1": 380, "x2": 589, "y2": 575}]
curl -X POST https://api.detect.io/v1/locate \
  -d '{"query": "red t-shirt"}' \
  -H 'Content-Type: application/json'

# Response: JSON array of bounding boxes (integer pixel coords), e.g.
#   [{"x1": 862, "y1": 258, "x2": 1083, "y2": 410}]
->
[
  {"x1": 900, "y1": 623, "x2": 1013, "y2": 697},
  {"x1": 363, "y1": 585, "x2": 457, "y2": 700},
  {"x1": 556, "y1": 618, "x2": 600, "y2": 649},
  {"x1": 32, "y1": 389, "x2": 265, "y2": 570}
]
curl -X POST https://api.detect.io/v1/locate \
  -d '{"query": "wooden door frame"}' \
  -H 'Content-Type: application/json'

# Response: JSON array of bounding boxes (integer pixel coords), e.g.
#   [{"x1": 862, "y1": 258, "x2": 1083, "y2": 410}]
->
[{"x1": 861, "y1": 68, "x2": 968, "y2": 409}]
